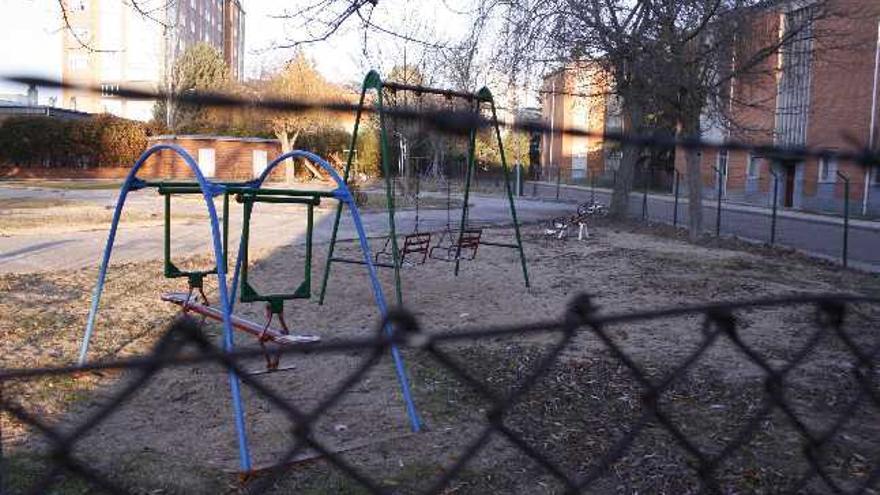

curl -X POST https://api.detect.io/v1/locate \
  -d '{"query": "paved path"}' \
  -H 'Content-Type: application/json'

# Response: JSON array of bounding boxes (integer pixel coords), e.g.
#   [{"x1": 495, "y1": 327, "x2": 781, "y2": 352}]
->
[
  {"x1": 0, "y1": 185, "x2": 571, "y2": 274},
  {"x1": 528, "y1": 181, "x2": 880, "y2": 272}
]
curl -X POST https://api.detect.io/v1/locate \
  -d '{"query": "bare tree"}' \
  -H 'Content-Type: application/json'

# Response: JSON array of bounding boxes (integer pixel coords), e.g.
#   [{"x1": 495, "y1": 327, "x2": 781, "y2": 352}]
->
[
  {"x1": 470, "y1": 0, "x2": 832, "y2": 240},
  {"x1": 264, "y1": 53, "x2": 346, "y2": 180}
]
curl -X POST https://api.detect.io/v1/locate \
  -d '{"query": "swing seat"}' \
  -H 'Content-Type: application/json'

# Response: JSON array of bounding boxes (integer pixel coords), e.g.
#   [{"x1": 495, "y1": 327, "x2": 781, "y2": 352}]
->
[
  {"x1": 161, "y1": 292, "x2": 321, "y2": 346},
  {"x1": 429, "y1": 228, "x2": 482, "y2": 261},
  {"x1": 375, "y1": 232, "x2": 432, "y2": 267}
]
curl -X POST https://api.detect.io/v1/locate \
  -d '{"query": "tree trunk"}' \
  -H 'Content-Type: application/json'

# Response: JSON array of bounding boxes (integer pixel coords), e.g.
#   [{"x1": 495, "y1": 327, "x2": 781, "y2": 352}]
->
[
  {"x1": 301, "y1": 155, "x2": 324, "y2": 179},
  {"x1": 609, "y1": 103, "x2": 644, "y2": 219},
  {"x1": 278, "y1": 131, "x2": 296, "y2": 184},
  {"x1": 682, "y1": 118, "x2": 703, "y2": 241}
]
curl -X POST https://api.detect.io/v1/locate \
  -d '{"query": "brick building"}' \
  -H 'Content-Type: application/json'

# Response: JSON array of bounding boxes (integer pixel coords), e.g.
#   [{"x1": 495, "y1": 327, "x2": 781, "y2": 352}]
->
[
  {"x1": 61, "y1": 0, "x2": 245, "y2": 121},
  {"x1": 142, "y1": 135, "x2": 284, "y2": 181},
  {"x1": 540, "y1": 64, "x2": 617, "y2": 182},
  {"x1": 678, "y1": 0, "x2": 880, "y2": 216}
]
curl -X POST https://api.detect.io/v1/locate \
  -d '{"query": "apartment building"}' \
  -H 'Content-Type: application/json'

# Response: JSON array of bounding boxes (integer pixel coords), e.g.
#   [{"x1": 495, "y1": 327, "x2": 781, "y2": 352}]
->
[
  {"x1": 540, "y1": 64, "x2": 615, "y2": 182},
  {"x1": 61, "y1": 0, "x2": 245, "y2": 122},
  {"x1": 680, "y1": 0, "x2": 880, "y2": 216}
]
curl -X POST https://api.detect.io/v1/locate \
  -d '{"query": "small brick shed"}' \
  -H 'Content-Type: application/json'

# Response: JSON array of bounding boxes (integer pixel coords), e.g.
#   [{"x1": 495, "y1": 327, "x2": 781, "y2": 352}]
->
[{"x1": 142, "y1": 135, "x2": 286, "y2": 181}]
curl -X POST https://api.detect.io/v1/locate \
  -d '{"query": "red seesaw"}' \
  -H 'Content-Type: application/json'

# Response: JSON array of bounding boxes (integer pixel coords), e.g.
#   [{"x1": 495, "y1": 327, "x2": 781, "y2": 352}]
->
[{"x1": 161, "y1": 292, "x2": 321, "y2": 346}]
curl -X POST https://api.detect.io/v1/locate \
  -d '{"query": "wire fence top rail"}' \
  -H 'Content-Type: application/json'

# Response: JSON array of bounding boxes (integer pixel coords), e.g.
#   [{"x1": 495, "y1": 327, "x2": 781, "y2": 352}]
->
[
  {"x1": 2, "y1": 292, "x2": 879, "y2": 494},
  {"x1": 7, "y1": 76, "x2": 880, "y2": 169}
]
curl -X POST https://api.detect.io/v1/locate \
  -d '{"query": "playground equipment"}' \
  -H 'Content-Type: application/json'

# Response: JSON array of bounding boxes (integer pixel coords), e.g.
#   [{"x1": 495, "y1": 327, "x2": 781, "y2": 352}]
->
[
  {"x1": 375, "y1": 173, "x2": 431, "y2": 267},
  {"x1": 544, "y1": 200, "x2": 608, "y2": 241},
  {"x1": 319, "y1": 70, "x2": 530, "y2": 307},
  {"x1": 77, "y1": 145, "x2": 421, "y2": 474}
]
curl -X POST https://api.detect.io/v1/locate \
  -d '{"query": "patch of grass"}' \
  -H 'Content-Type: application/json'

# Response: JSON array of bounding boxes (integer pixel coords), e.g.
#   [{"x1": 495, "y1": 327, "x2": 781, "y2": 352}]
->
[
  {"x1": 110, "y1": 450, "x2": 231, "y2": 494},
  {"x1": 1, "y1": 452, "x2": 93, "y2": 495},
  {"x1": 359, "y1": 192, "x2": 465, "y2": 212},
  {"x1": 0, "y1": 198, "x2": 74, "y2": 209},
  {"x1": 289, "y1": 468, "x2": 372, "y2": 495},
  {"x1": 0, "y1": 201, "x2": 202, "y2": 234},
  {"x1": 0, "y1": 180, "x2": 123, "y2": 191},
  {"x1": 268, "y1": 460, "x2": 491, "y2": 495},
  {"x1": 1, "y1": 449, "x2": 233, "y2": 495},
  {"x1": 409, "y1": 351, "x2": 481, "y2": 423}
]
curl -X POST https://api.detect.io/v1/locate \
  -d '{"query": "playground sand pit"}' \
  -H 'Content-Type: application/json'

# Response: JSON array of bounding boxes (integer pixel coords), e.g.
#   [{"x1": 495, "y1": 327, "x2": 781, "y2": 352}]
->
[{"x1": 2, "y1": 221, "x2": 880, "y2": 493}]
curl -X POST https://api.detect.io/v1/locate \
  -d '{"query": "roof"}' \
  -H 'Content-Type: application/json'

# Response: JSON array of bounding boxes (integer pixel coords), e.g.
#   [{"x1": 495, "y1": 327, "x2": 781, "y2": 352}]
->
[
  {"x1": 148, "y1": 134, "x2": 280, "y2": 144},
  {"x1": 0, "y1": 102, "x2": 92, "y2": 120}
]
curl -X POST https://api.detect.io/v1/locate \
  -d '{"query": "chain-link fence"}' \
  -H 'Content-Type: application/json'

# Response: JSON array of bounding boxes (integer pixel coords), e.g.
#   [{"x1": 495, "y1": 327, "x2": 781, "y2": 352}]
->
[
  {"x1": 532, "y1": 163, "x2": 879, "y2": 269},
  {"x1": 3, "y1": 293, "x2": 878, "y2": 494}
]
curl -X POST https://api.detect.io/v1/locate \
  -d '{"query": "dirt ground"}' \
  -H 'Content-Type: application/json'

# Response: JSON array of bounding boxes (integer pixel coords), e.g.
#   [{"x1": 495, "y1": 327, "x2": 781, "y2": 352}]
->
[{"x1": 2, "y1": 218, "x2": 879, "y2": 494}]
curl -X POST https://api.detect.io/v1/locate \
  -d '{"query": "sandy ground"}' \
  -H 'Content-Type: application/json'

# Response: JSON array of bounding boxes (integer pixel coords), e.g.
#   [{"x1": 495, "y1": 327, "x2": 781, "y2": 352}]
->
[{"x1": 2, "y1": 218, "x2": 879, "y2": 494}]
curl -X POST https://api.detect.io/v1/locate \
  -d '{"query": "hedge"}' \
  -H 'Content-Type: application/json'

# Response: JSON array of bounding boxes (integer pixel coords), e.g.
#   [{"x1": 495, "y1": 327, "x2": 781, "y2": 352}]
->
[{"x1": 0, "y1": 114, "x2": 148, "y2": 168}]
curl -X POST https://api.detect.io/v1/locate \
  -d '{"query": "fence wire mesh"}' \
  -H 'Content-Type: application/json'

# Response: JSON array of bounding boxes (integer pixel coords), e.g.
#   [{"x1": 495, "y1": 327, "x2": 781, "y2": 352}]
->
[
  {"x1": 2, "y1": 294, "x2": 878, "y2": 494},
  {"x1": 1, "y1": 76, "x2": 879, "y2": 493}
]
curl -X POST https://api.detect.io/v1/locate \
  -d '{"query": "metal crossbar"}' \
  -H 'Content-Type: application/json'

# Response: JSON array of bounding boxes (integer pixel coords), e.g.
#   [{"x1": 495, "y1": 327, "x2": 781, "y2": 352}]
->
[{"x1": 2, "y1": 293, "x2": 878, "y2": 494}]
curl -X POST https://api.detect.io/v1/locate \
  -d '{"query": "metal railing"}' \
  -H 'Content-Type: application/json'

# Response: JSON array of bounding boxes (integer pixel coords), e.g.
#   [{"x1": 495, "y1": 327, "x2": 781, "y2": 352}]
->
[{"x1": 535, "y1": 164, "x2": 874, "y2": 268}]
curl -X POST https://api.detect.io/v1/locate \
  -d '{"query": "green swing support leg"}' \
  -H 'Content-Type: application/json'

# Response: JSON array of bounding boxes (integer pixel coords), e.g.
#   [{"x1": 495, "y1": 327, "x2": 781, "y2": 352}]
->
[
  {"x1": 375, "y1": 82, "x2": 405, "y2": 306},
  {"x1": 319, "y1": 81, "x2": 368, "y2": 305},
  {"x1": 487, "y1": 95, "x2": 530, "y2": 288},
  {"x1": 319, "y1": 71, "x2": 405, "y2": 307},
  {"x1": 453, "y1": 101, "x2": 479, "y2": 277}
]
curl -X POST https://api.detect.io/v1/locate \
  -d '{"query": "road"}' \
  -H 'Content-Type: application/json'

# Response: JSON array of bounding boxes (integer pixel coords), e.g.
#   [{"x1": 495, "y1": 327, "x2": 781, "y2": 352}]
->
[
  {"x1": 528, "y1": 181, "x2": 880, "y2": 272},
  {"x1": 0, "y1": 185, "x2": 571, "y2": 274}
]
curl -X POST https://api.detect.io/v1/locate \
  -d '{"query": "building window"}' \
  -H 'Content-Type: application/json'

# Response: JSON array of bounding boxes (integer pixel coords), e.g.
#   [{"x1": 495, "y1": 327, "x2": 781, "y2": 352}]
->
[
  {"x1": 198, "y1": 148, "x2": 216, "y2": 177},
  {"x1": 747, "y1": 154, "x2": 761, "y2": 179},
  {"x1": 68, "y1": 53, "x2": 88, "y2": 71},
  {"x1": 818, "y1": 156, "x2": 837, "y2": 183},
  {"x1": 100, "y1": 83, "x2": 120, "y2": 97},
  {"x1": 606, "y1": 150, "x2": 622, "y2": 172},
  {"x1": 717, "y1": 149, "x2": 729, "y2": 176},
  {"x1": 71, "y1": 27, "x2": 90, "y2": 41}
]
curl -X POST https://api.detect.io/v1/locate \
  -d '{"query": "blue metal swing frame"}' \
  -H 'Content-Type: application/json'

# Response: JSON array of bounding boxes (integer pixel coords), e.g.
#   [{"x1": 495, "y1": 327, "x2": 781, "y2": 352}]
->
[{"x1": 78, "y1": 145, "x2": 421, "y2": 473}]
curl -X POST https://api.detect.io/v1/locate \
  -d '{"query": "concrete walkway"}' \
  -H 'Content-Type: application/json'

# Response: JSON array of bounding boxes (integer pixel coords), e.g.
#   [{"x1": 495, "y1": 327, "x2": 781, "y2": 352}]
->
[
  {"x1": 528, "y1": 181, "x2": 880, "y2": 272},
  {"x1": 0, "y1": 185, "x2": 571, "y2": 274}
]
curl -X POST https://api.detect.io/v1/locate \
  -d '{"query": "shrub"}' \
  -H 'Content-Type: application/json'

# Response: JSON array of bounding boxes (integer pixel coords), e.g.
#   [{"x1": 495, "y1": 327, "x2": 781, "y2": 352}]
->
[
  {"x1": 0, "y1": 114, "x2": 147, "y2": 168},
  {"x1": 355, "y1": 125, "x2": 381, "y2": 177},
  {"x1": 90, "y1": 114, "x2": 148, "y2": 167}
]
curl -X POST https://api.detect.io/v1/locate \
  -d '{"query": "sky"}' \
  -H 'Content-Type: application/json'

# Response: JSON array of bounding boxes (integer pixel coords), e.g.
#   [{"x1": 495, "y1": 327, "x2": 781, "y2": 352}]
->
[
  {"x1": 0, "y1": 0, "x2": 65, "y2": 103},
  {"x1": 0, "y1": 0, "x2": 478, "y2": 103},
  {"x1": 244, "y1": 1, "x2": 475, "y2": 85}
]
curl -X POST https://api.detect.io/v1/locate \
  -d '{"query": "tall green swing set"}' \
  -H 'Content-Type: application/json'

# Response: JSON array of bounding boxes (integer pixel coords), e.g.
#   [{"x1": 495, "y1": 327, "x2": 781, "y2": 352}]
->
[{"x1": 319, "y1": 70, "x2": 531, "y2": 306}]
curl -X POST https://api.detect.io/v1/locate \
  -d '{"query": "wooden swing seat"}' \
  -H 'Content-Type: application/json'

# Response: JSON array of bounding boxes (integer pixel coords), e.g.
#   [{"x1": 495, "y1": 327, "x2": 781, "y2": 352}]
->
[
  {"x1": 429, "y1": 228, "x2": 483, "y2": 261},
  {"x1": 375, "y1": 232, "x2": 432, "y2": 267}
]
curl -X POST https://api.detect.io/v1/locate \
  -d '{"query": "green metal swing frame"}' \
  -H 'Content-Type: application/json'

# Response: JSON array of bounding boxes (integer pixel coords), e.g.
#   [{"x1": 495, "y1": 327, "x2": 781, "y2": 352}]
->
[
  {"x1": 156, "y1": 181, "x2": 334, "y2": 316},
  {"x1": 319, "y1": 70, "x2": 530, "y2": 307}
]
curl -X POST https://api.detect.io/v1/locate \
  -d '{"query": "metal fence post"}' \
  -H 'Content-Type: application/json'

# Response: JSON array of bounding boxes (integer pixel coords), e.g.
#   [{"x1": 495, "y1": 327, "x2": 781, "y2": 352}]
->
[
  {"x1": 591, "y1": 170, "x2": 596, "y2": 203},
  {"x1": 770, "y1": 170, "x2": 780, "y2": 246},
  {"x1": 555, "y1": 164, "x2": 561, "y2": 200},
  {"x1": 518, "y1": 164, "x2": 524, "y2": 196},
  {"x1": 837, "y1": 171, "x2": 850, "y2": 268},
  {"x1": 673, "y1": 170, "x2": 680, "y2": 227},
  {"x1": 713, "y1": 165, "x2": 722, "y2": 236},
  {"x1": 642, "y1": 162, "x2": 649, "y2": 221}
]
